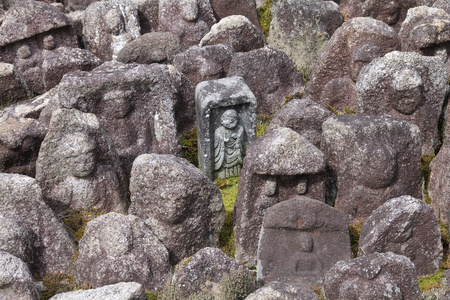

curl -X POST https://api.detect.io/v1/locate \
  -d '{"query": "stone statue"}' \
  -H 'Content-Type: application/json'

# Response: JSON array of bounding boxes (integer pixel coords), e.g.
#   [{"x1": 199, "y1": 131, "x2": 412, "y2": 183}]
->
[{"x1": 214, "y1": 109, "x2": 245, "y2": 179}]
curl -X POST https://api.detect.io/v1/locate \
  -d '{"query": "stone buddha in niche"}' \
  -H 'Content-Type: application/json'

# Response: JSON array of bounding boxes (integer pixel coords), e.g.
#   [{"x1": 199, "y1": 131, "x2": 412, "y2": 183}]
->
[{"x1": 214, "y1": 109, "x2": 245, "y2": 179}]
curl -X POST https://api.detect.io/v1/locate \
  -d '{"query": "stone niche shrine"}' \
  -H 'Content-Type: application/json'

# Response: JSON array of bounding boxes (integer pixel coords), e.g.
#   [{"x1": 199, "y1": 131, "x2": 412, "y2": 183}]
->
[{"x1": 195, "y1": 76, "x2": 256, "y2": 180}]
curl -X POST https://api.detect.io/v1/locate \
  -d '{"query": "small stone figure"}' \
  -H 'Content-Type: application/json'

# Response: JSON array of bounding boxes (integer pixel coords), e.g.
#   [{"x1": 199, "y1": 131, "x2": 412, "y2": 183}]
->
[{"x1": 214, "y1": 109, "x2": 245, "y2": 179}]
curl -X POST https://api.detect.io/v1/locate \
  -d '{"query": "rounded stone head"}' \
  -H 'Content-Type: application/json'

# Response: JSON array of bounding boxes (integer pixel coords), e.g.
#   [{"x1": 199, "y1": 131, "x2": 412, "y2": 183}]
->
[
  {"x1": 61, "y1": 133, "x2": 96, "y2": 178},
  {"x1": 220, "y1": 109, "x2": 239, "y2": 130},
  {"x1": 390, "y1": 68, "x2": 423, "y2": 115},
  {"x1": 349, "y1": 43, "x2": 381, "y2": 82}
]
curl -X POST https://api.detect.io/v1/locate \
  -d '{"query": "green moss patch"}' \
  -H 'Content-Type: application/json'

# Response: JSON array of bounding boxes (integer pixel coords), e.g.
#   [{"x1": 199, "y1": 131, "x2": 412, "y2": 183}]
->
[
  {"x1": 61, "y1": 208, "x2": 105, "y2": 242},
  {"x1": 216, "y1": 176, "x2": 240, "y2": 258},
  {"x1": 418, "y1": 269, "x2": 446, "y2": 292},
  {"x1": 256, "y1": 114, "x2": 272, "y2": 138},
  {"x1": 179, "y1": 128, "x2": 199, "y2": 167},
  {"x1": 349, "y1": 221, "x2": 364, "y2": 258},
  {"x1": 39, "y1": 273, "x2": 81, "y2": 300},
  {"x1": 257, "y1": 0, "x2": 273, "y2": 38}
]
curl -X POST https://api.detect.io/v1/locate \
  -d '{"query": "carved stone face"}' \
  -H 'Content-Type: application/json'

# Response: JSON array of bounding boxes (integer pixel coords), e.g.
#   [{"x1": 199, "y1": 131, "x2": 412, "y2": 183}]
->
[
  {"x1": 43, "y1": 35, "x2": 56, "y2": 50},
  {"x1": 220, "y1": 109, "x2": 239, "y2": 130},
  {"x1": 349, "y1": 43, "x2": 381, "y2": 82},
  {"x1": 390, "y1": 68, "x2": 423, "y2": 115},
  {"x1": 62, "y1": 133, "x2": 96, "y2": 178},
  {"x1": 17, "y1": 45, "x2": 32, "y2": 59},
  {"x1": 102, "y1": 90, "x2": 132, "y2": 119}
]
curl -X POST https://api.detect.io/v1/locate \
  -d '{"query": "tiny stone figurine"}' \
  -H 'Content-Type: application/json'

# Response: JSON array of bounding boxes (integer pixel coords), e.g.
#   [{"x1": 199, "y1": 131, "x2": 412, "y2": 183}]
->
[
  {"x1": 214, "y1": 109, "x2": 245, "y2": 179},
  {"x1": 195, "y1": 77, "x2": 257, "y2": 180}
]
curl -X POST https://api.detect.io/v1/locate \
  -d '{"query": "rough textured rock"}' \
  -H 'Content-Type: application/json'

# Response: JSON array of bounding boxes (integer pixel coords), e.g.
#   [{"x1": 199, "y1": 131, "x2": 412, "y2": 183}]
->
[
  {"x1": 168, "y1": 247, "x2": 254, "y2": 299},
  {"x1": 42, "y1": 47, "x2": 102, "y2": 90},
  {"x1": 268, "y1": 98, "x2": 332, "y2": 148},
  {"x1": 257, "y1": 197, "x2": 350, "y2": 288},
  {"x1": 227, "y1": 46, "x2": 305, "y2": 115},
  {"x1": 245, "y1": 281, "x2": 319, "y2": 300},
  {"x1": 356, "y1": 51, "x2": 449, "y2": 155},
  {"x1": 199, "y1": 15, "x2": 264, "y2": 52},
  {"x1": 130, "y1": 0, "x2": 160, "y2": 33},
  {"x1": 129, "y1": 153, "x2": 225, "y2": 265},
  {"x1": 433, "y1": 0, "x2": 450, "y2": 14},
  {"x1": 117, "y1": 32, "x2": 183, "y2": 64},
  {"x1": 339, "y1": 0, "x2": 417, "y2": 31},
  {"x1": 0, "y1": 116, "x2": 46, "y2": 177},
  {"x1": 195, "y1": 76, "x2": 257, "y2": 180},
  {"x1": 173, "y1": 44, "x2": 234, "y2": 87},
  {"x1": 0, "y1": 215, "x2": 37, "y2": 272},
  {"x1": 305, "y1": 17, "x2": 399, "y2": 111},
  {"x1": 75, "y1": 212, "x2": 171, "y2": 292},
  {"x1": 321, "y1": 115, "x2": 422, "y2": 223},
  {"x1": 267, "y1": 0, "x2": 343, "y2": 72},
  {"x1": 323, "y1": 252, "x2": 422, "y2": 300},
  {"x1": 158, "y1": 0, "x2": 216, "y2": 47},
  {"x1": 49, "y1": 282, "x2": 147, "y2": 300},
  {"x1": 234, "y1": 127, "x2": 326, "y2": 267},
  {"x1": 0, "y1": 252, "x2": 41, "y2": 300},
  {"x1": 0, "y1": 0, "x2": 74, "y2": 47},
  {"x1": 210, "y1": 0, "x2": 261, "y2": 29},
  {"x1": 62, "y1": 0, "x2": 98, "y2": 12},
  {"x1": 82, "y1": 0, "x2": 141, "y2": 61},
  {"x1": 36, "y1": 108, "x2": 129, "y2": 215},
  {"x1": 359, "y1": 195, "x2": 442, "y2": 276},
  {"x1": 0, "y1": 62, "x2": 27, "y2": 101},
  {"x1": 399, "y1": 6, "x2": 450, "y2": 71},
  {"x1": 0, "y1": 173, "x2": 76, "y2": 276},
  {"x1": 429, "y1": 110, "x2": 450, "y2": 225},
  {"x1": 0, "y1": 0, "x2": 78, "y2": 95},
  {"x1": 54, "y1": 62, "x2": 193, "y2": 175}
]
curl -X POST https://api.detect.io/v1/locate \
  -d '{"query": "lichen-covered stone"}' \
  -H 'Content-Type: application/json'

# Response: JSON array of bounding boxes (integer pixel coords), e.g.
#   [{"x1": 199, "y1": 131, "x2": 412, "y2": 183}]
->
[
  {"x1": 0, "y1": 173, "x2": 76, "y2": 276},
  {"x1": 0, "y1": 0, "x2": 72, "y2": 47},
  {"x1": 267, "y1": 0, "x2": 343, "y2": 72},
  {"x1": 268, "y1": 98, "x2": 331, "y2": 148},
  {"x1": 0, "y1": 252, "x2": 41, "y2": 300},
  {"x1": 50, "y1": 282, "x2": 147, "y2": 300},
  {"x1": 323, "y1": 252, "x2": 422, "y2": 300},
  {"x1": 75, "y1": 212, "x2": 171, "y2": 292},
  {"x1": 305, "y1": 17, "x2": 399, "y2": 111},
  {"x1": 168, "y1": 247, "x2": 253, "y2": 299},
  {"x1": 195, "y1": 76, "x2": 257, "y2": 180},
  {"x1": 158, "y1": 0, "x2": 216, "y2": 47},
  {"x1": 356, "y1": 51, "x2": 449, "y2": 155},
  {"x1": 117, "y1": 32, "x2": 184, "y2": 64},
  {"x1": 36, "y1": 108, "x2": 129, "y2": 215},
  {"x1": 129, "y1": 153, "x2": 225, "y2": 265},
  {"x1": 234, "y1": 127, "x2": 326, "y2": 267},
  {"x1": 199, "y1": 15, "x2": 264, "y2": 52},
  {"x1": 429, "y1": 109, "x2": 450, "y2": 225},
  {"x1": 82, "y1": 0, "x2": 141, "y2": 61},
  {"x1": 245, "y1": 281, "x2": 319, "y2": 300},
  {"x1": 0, "y1": 116, "x2": 46, "y2": 177},
  {"x1": 399, "y1": 6, "x2": 450, "y2": 71},
  {"x1": 359, "y1": 196, "x2": 442, "y2": 276},
  {"x1": 0, "y1": 215, "x2": 37, "y2": 272},
  {"x1": 54, "y1": 62, "x2": 192, "y2": 175},
  {"x1": 173, "y1": 44, "x2": 234, "y2": 87},
  {"x1": 210, "y1": 0, "x2": 261, "y2": 30},
  {"x1": 321, "y1": 115, "x2": 422, "y2": 223},
  {"x1": 339, "y1": 0, "x2": 417, "y2": 31},
  {"x1": 0, "y1": 62, "x2": 27, "y2": 102},
  {"x1": 42, "y1": 47, "x2": 101, "y2": 90},
  {"x1": 227, "y1": 46, "x2": 305, "y2": 115},
  {"x1": 257, "y1": 197, "x2": 350, "y2": 288}
]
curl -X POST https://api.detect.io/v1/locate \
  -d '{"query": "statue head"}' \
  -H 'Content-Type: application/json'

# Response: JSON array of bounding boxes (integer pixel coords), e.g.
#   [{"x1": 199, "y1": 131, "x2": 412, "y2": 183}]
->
[
  {"x1": 220, "y1": 109, "x2": 239, "y2": 130},
  {"x1": 390, "y1": 68, "x2": 423, "y2": 115},
  {"x1": 61, "y1": 133, "x2": 96, "y2": 178},
  {"x1": 102, "y1": 89, "x2": 132, "y2": 119},
  {"x1": 17, "y1": 45, "x2": 32, "y2": 59},
  {"x1": 43, "y1": 35, "x2": 56, "y2": 50},
  {"x1": 349, "y1": 43, "x2": 381, "y2": 82}
]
